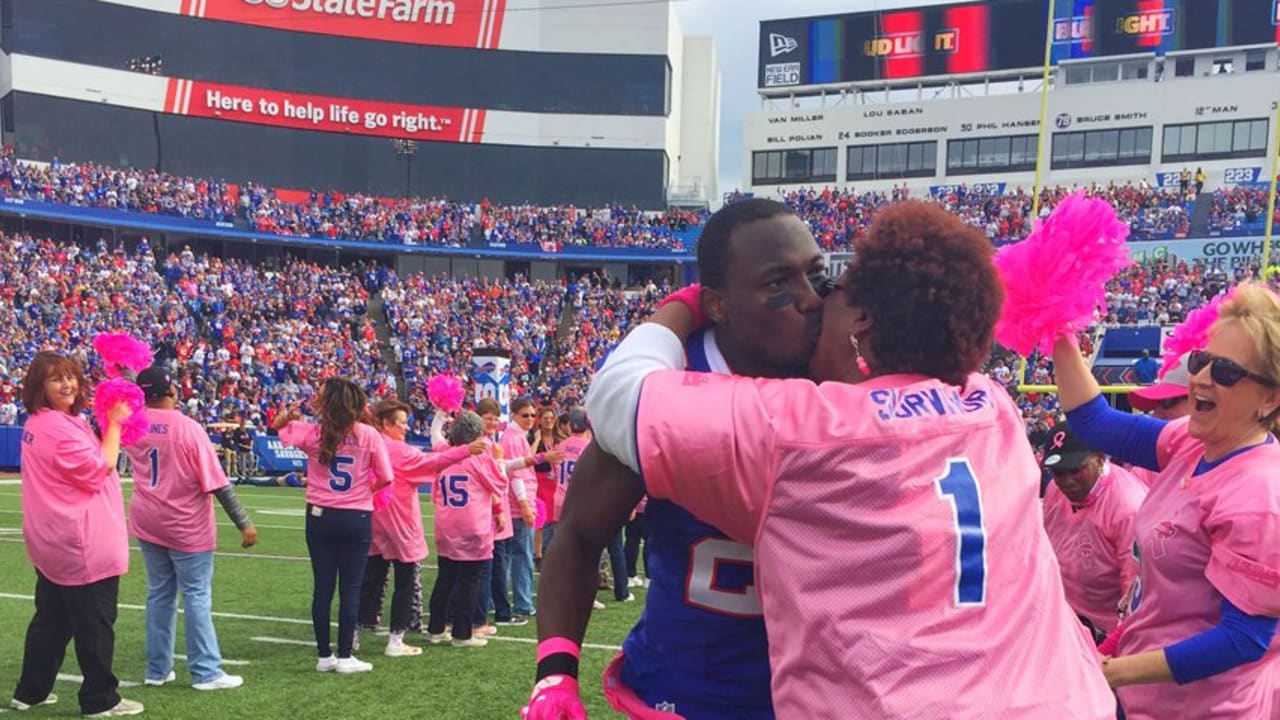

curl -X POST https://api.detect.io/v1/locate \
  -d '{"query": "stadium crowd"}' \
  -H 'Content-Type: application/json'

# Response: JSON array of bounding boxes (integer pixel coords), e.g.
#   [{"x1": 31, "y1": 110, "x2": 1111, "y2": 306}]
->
[{"x1": 1208, "y1": 185, "x2": 1280, "y2": 235}]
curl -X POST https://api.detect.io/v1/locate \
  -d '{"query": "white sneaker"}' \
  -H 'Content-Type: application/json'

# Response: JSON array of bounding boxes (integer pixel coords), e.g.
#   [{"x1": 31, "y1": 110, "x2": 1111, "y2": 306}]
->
[
  {"x1": 425, "y1": 632, "x2": 450, "y2": 645},
  {"x1": 316, "y1": 655, "x2": 338, "y2": 672},
  {"x1": 620, "y1": 594, "x2": 636, "y2": 603},
  {"x1": 334, "y1": 656, "x2": 373, "y2": 674},
  {"x1": 9, "y1": 692, "x2": 57, "y2": 711},
  {"x1": 496, "y1": 617, "x2": 529, "y2": 627},
  {"x1": 592, "y1": 600, "x2": 606, "y2": 610},
  {"x1": 83, "y1": 698, "x2": 144, "y2": 717},
  {"x1": 450, "y1": 637, "x2": 488, "y2": 648},
  {"x1": 627, "y1": 577, "x2": 642, "y2": 588},
  {"x1": 143, "y1": 670, "x2": 176, "y2": 687},
  {"x1": 642, "y1": 578, "x2": 650, "y2": 588},
  {"x1": 384, "y1": 641, "x2": 422, "y2": 657},
  {"x1": 192, "y1": 673, "x2": 244, "y2": 691}
]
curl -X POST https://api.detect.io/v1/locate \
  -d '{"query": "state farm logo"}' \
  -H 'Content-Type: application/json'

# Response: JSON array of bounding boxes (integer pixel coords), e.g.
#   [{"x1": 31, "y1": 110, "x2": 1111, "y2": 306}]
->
[
  {"x1": 769, "y1": 33, "x2": 798, "y2": 57},
  {"x1": 242, "y1": 0, "x2": 457, "y2": 25}
]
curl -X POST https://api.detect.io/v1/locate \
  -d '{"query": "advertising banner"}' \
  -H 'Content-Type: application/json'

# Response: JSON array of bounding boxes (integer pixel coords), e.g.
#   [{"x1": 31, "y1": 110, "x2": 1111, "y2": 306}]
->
[
  {"x1": 167, "y1": 78, "x2": 486, "y2": 143},
  {"x1": 471, "y1": 348, "x2": 512, "y2": 421},
  {"x1": 182, "y1": 0, "x2": 506, "y2": 49},
  {"x1": 253, "y1": 434, "x2": 309, "y2": 473}
]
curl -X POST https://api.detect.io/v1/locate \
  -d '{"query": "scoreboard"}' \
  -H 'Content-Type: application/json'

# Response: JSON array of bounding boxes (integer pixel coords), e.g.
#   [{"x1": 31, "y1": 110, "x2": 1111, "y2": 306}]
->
[{"x1": 759, "y1": 0, "x2": 1280, "y2": 89}]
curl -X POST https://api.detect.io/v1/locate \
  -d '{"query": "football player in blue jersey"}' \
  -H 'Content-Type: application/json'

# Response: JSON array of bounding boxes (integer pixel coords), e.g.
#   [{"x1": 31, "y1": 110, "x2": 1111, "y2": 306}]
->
[{"x1": 522, "y1": 199, "x2": 827, "y2": 719}]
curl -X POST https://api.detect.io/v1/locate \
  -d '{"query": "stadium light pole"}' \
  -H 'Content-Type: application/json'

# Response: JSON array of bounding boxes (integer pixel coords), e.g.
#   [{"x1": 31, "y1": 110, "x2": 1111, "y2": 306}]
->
[
  {"x1": 127, "y1": 55, "x2": 164, "y2": 171},
  {"x1": 392, "y1": 138, "x2": 418, "y2": 197},
  {"x1": 1030, "y1": 0, "x2": 1056, "y2": 218},
  {"x1": 1262, "y1": 99, "x2": 1280, "y2": 268}
]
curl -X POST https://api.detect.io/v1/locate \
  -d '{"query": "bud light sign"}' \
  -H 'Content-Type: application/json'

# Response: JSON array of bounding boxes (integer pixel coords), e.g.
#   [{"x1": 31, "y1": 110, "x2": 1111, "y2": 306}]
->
[{"x1": 471, "y1": 348, "x2": 511, "y2": 421}]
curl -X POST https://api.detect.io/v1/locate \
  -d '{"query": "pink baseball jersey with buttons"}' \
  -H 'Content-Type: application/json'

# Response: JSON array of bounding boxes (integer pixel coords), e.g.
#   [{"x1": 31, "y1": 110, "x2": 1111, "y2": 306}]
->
[
  {"x1": 433, "y1": 452, "x2": 504, "y2": 561},
  {"x1": 553, "y1": 434, "x2": 590, "y2": 520},
  {"x1": 370, "y1": 438, "x2": 472, "y2": 563},
  {"x1": 20, "y1": 409, "x2": 130, "y2": 585},
  {"x1": 488, "y1": 438, "x2": 515, "y2": 542},
  {"x1": 634, "y1": 371, "x2": 1116, "y2": 720},
  {"x1": 125, "y1": 407, "x2": 230, "y2": 553},
  {"x1": 1115, "y1": 419, "x2": 1280, "y2": 720},
  {"x1": 501, "y1": 427, "x2": 536, "y2": 518},
  {"x1": 1042, "y1": 463, "x2": 1147, "y2": 634},
  {"x1": 279, "y1": 420, "x2": 393, "y2": 511}
]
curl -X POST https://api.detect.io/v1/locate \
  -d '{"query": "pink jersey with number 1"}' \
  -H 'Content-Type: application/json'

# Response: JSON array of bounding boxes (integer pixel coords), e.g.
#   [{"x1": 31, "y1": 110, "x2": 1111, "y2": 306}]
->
[
  {"x1": 553, "y1": 434, "x2": 590, "y2": 520},
  {"x1": 279, "y1": 420, "x2": 393, "y2": 511},
  {"x1": 634, "y1": 370, "x2": 1115, "y2": 720},
  {"x1": 125, "y1": 408, "x2": 230, "y2": 554}
]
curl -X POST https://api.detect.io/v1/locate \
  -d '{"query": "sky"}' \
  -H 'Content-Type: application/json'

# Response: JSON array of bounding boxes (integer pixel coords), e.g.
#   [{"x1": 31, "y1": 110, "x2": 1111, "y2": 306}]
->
[{"x1": 674, "y1": 0, "x2": 958, "y2": 193}]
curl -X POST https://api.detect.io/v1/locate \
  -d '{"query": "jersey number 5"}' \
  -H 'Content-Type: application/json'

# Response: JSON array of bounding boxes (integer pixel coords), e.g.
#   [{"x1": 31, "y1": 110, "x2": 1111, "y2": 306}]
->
[
  {"x1": 686, "y1": 537, "x2": 763, "y2": 618},
  {"x1": 329, "y1": 456, "x2": 355, "y2": 492},
  {"x1": 934, "y1": 458, "x2": 988, "y2": 607}
]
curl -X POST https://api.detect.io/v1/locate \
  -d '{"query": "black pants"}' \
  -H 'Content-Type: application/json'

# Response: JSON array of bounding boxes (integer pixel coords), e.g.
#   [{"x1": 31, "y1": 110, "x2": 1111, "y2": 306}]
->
[
  {"x1": 473, "y1": 558, "x2": 495, "y2": 626},
  {"x1": 624, "y1": 512, "x2": 647, "y2": 578},
  {"x1": 428, "y1": 557, "x2": 486, "y2": 640},
  {"x1": 14, "y1": 573, "x2": 121, "y2": 715},
  {"x1": 358, "y1": 555, "x2": 420, "y2": 633},
  {"x1": 305, "y1": 505, "x2": 372, "y2": 658}
]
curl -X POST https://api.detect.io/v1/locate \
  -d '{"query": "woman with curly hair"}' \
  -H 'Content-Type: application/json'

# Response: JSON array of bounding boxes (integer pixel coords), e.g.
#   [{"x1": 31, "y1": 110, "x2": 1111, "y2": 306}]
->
[
  {"x1": 274, "y1": 378, "x2": 392, "y2": 674},
  {"x1": 583, "y1": 202, "x2": 1114, "y2": 718}
]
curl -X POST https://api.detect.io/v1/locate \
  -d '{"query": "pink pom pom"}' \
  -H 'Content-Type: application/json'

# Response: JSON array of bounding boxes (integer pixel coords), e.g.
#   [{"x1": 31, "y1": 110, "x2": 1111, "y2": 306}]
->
[
  {"x1": 1159, "y1": 290, "x2": 1232, "y2": 378},
  {"x1": 994, "y1": 191, "x2": 1133, "y2": 356},
  {"x1": 93, "y1": 379, "x2": 149, "y2": 447},
  {"x1": 373, "y1": 487, "x2": 394, "y2": 512},
  {"x1": 534, "y1": 498, "x2": 548, "y2": 530},
  {"x1": 93, "y1": 333, "x2": 154, "y2": 378},
  {"x1": 427, "y1": 375, "x2": 465, "y2": 413}
]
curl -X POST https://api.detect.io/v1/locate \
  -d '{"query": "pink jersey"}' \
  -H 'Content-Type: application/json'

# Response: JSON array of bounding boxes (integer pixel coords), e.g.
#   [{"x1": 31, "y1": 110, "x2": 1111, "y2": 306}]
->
[
  {"x1": 634, "y1": 371, "x2": 1115, "y2": 719},
  {"x1": 1127, "y1": 465, "x2": 1159, "y2": 489},
  {"x1": 20, "y1": 409, "x2": 129, "y2": 585},
  {"x1": 279, "y1": 420, "x2": 393, "y2": 511},
  {"x1": 125, "y1": 408, "x2": 230, "y2": 553},
  {"x1": 488, "y1": 438, "x2": 514, "y2": 542},
  {"x1": 432, "y1": 453, "x2": 504, "y2": 561},
  {"x1": 1042, "y1": 463, "x2": 1147, "y2": 633},
  {"x1": 1115, "y1": 419, "x2": 1280, "y2": 720},
  {"x1": 370, "y1": 438, "x2": 471, "y2": 563},
  {"x1": 553, "y1": 434, "x2": 590, "y2": 521},
  {"x1": 500, "y1": 427, "x2": 535, "y2": 519}
]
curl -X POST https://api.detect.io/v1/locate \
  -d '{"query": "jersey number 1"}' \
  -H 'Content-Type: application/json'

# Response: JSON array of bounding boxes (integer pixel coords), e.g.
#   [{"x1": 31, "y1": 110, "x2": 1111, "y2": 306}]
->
[{"x1": 934, "y1": 458, "x2": 988, "y2": 607}]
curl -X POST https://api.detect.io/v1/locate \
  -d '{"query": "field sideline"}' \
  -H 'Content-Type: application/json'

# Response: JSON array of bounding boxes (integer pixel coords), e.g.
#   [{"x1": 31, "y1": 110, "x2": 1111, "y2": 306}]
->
[{"x1": 0, "y1": 479, "x2": 640, "y2": 718}]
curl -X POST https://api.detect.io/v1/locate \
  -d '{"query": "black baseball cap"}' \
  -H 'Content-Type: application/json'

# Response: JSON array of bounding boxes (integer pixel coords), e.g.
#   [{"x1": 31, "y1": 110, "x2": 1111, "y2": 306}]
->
[
  {"x1": 1041, "y1": 428, "x2": 1097, "y2": 472},
  {"x1": 135, "y1": 366, "x2": 174, "y2": 402}
]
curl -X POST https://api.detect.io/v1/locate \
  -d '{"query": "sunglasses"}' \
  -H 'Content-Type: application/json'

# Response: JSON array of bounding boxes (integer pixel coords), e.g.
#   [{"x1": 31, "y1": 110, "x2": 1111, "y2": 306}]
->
[{"x1": 1187, "y1": 349, "x2": 1276, "y2": 388}]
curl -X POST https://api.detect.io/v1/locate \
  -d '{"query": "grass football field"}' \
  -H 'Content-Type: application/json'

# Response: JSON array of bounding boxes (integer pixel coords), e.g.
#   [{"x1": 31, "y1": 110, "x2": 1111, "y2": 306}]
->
[{"x1": 0, "y1": 478, "x2": 639, "y2": 718}]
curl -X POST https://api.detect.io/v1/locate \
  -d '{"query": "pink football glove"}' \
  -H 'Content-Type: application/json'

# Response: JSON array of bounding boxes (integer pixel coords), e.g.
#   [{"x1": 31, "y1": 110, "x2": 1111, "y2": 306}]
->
[
  {"x1": 521, "y1": 675, "x2": 587, "y2": 720},
  {"x1": 657, "y1": 283, "x2": 707, "y2": 329}
]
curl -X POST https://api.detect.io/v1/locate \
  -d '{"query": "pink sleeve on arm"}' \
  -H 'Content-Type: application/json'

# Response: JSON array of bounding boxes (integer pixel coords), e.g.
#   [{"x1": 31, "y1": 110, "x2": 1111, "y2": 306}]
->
[
  {"x1": 1154, "y1": 417, "x2": 1196, "y2": 470},
  {"x1": 1203, "y1": 509, "x2": 1280, "y2": 617},
  {"x1": 398, "y1": 444, "x2": 471, "y2": 485},
  {"x1": 279, "y1": 421, "x2": 319, "y2": 454},
  {"x1": 365, "y1": 427, "x2": 395, "y2": 486},
  {"x1": 474, "y1": 456, "x2": 503, "y2": 498},
  {"x1": 635, "y1": 370, "x2": 777, "y2": 545},
  {"x1": 188, "y1": 422, "x2": 230, "y2": 494},
  {"x1": 55, "y1": 432, "x2": 108, "y2": 491}
]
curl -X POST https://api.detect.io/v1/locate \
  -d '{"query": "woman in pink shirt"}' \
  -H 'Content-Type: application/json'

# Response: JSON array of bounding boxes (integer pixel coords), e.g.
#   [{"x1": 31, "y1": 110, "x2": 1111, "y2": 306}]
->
[
  {"x1": 10, "y1": 352, "x2": 144, "y2": 717},
  {"x1": 1054, "y1": 284, "x2": 1280, "y2": 719},
  {"x1": 358, "y1": 398, "x2": 484, "y2": 657},
  {"x1": 424, "y1": 411, "x2": 507, "y2": 648},
  {"x1": 275, "y1": 377, "x2": 393, "y2": 675}
]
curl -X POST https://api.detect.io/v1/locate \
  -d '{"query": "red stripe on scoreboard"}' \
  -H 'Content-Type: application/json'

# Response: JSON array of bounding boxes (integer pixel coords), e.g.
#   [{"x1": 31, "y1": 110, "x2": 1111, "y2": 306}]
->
[{"x1": 944, "y1": 4, "x2": 989, "y2": 75}]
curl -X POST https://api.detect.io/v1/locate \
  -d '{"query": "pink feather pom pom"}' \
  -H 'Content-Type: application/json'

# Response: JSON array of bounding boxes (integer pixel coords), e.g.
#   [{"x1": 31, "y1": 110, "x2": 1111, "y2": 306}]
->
[
  {"x1": 93, "y1": 378, "x2": 149, "y2": 447},
  {"x1": 994, "y1": 190, "x2": 1133, "y2": 356},
  {"x1": 1159, "y1": 290, "x2": 1232, "y2": 378},
  {"x1": 426, "y1": 375, "x2": 465, "y2": 413},
  {"x1": 373, "y1": 487, "x2": 395, "y2": 512},
  {"x1": 534, "y1": 498, "x2": 548, "y2": 530},
  {"x1": 93, "y1": 333, "x2": 154, "y2": 377}
]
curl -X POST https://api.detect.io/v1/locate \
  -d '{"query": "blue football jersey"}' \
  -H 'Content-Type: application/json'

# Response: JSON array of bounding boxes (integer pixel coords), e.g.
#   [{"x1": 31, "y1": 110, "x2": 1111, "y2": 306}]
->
[{"x1": 618, "y1": 329, "x2": 774, "y2": 719}]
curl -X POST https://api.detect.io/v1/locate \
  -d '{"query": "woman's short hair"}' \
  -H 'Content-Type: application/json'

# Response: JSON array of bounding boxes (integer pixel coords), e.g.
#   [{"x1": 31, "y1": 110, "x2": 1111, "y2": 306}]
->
[
  {"x1": 369, "y1": 397, "x2": 412, "y2": 428},
  {"x1": 447, "y1": 411, "x2": 486, "y2": 446},
  {"x1": 476, "y1": 398, "x2": 501, "y2": 417},
  {"x1": 843, "y1": 201, "x2": 1004, "y2": 387},
  {"x1": 22, "y1": 352, "x2": 90, "y2": 415}
]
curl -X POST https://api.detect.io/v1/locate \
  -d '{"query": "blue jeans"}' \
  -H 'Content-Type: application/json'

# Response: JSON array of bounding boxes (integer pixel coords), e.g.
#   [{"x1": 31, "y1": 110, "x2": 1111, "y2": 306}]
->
[
  {"x1": 605, "y1": 531, "x2": 628, "y2": 601},
  {"x1": 492, "y1": 538, "x2": 514, "y2": 621},
  {"x1": 510, "y1": 520, "x2": 535, "y2": 616},
  {"x1": 137, "y1": 539, "x2": 223, "y2": 684},
  {"x1": 473, "y1": 559, "x2": 494, "y2": 626}
]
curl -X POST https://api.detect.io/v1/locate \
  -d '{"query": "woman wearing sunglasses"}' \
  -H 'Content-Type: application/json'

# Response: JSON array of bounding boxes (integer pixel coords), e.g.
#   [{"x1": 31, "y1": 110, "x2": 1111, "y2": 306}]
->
[{"x1": 1052, "y1": 283, "x2": 1280, "y2": 720}]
